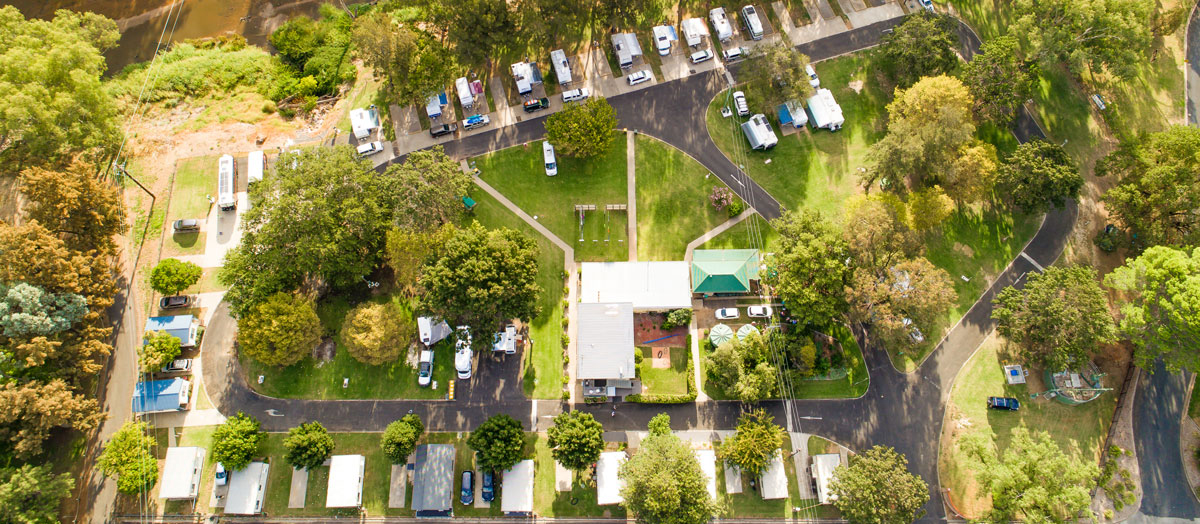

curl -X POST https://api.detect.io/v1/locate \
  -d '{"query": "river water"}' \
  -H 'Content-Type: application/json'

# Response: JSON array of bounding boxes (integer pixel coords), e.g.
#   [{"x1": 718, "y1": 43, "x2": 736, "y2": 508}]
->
[{"x1": 1, "y1": 0, "x2": 369, "y2": 73}]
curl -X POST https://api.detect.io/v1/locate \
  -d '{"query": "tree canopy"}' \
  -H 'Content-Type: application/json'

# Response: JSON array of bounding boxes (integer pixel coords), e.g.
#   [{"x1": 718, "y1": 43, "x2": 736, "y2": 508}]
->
[
  {"x1": 995, "y1": 140, "x2": 1082, "y2": 213},
  {"x1": 237, "y1": 292, "x2": 322, "y2": 367},
  {"x1": 20, "y1": 160, "x2": 124, "y2": 253},
  {"x1": 829, "y1": 445, "x2": 928, "y2": 524},
  {"x1": 546, "y1": 410, "x2": 604, "y2": 471},
  {"x1": 98, "y1": 421, "x2": 157, "y2": 494},
  {"x1": 0, "y1": 282, "x2": 87, "y2": 339},
  {"x1": 716, "y1": 409, "x2": 784, "y2": 478},
  {"x1": 866, "y1": 75, "x2": 979, "y2": 192},
  {"x1": 1104, "y1": 246, "x2": 1200, "y2": 372},
  {"x1": 149, "y1": 258, "x2": 202, "y2": 297},
  {"x1": 544, "y1": 99, "x2": 618, "y2": 158},
  {"x1": 764, "y1": 210, "x2": 849, "y2": 328},
  {"x1": 994, "y1": 266, "x2": 1116, "y2": 371},
  {"x1": 842, "y1": 195, "x2": 919, "y2": 271},
  {"x1": 140, "y1": 330, "x2": 182, "y2": 373},
  {"x1": 341, "y1": 301, "x2": 413, "y2": 365},
  {"x1": 381, "y1": 414, "x2": 425, "y2": 464},
  {"x1": 648, "y1": 413, "x2": 671, "y2": 436},
  {"x1": 468, "y1": 414, "x2": 526, "y2": 472},
  {"x1": 284, "y1": 421, "x2": 335, "y2": 470},
  {"x1": 0, "y1": 379, "x2": 102, "y2": 459},
  {"x1": 447, "y1": 0, "x2": 515, "y2": 67},
  {"x1": 0, "y1": 464, "x2": 74, "y2": 524},
  {"x1": 212, "y1": 412, "x2": 266, "y2": 471},
  {"x1": 386, "y1": 223, "x2": 456, "y2": 296},
  {"x1": 847, "y1": 257, "x2": 956, "y2": 349},
  {"x1": 1015, "y1": 0, "x2": 1153, "y2": 79},
  {"x1": 704, "y1": 331, "x2": 779, "y2": 402},
  {"x1": 382, "y1": 146, "x2": 473, "y2": 231},
  {"x1": 742, "y1": 42, "x2": 814, "y2": 114},
  {"x1": 877, "y1": 13, "x2": 959, "y2": 88},
  {"x1": 962, "y1": 35, "x2": 1035, "y2": 125},
  {"x1": 352, "y1": 12, "x2": 456, "y2": 105},
  {"x1": 619, "y1": 432, "x2": 719, "y2": 524},
  {"x1": 1099, "y1": 125, "x2": 1200, "y2": 248},
  {"x1": 961, "y1": 427, "x2": 1098, "y2": 522}
]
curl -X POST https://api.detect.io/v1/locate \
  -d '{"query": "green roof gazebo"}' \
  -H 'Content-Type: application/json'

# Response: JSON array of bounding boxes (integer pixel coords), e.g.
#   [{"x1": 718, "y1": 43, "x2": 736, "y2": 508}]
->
[{"x1": 691, "y1": 249, "x2": 761, "y2": 295}]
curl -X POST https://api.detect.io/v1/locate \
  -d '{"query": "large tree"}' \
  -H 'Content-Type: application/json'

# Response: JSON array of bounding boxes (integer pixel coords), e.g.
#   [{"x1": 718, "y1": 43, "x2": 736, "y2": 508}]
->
[
  {"x1": 962, "y1": 35, "x2": 1035, "y2": 125},
  {"x1": 20, "y1": 160, "x2": 124, "y2": 252},
  {"x1": 0, "y1": 464, "x2": 74, "y2": 524},
  {"x1": 842, "y1": 195, "x2": 919, "y2": 271},
  {"x1": 467, "y1": 414, "x2": 525, "y2": 472},
  {"x1": 341, "y1": 300, "x2": 413, "y2": 365},
  {"x1": 419, "y1": 222, "x2": 542, "y2": 334},
  {"x1": 381, "y1": 414, "x2": 424, "y2": 464},
  {"x1": 0, "y1": 379, "x2": 102, "y2": 459},
  {"x1": 763, "y1": 210, "x2": 849, "y2": 328},
  {"x1": 352, "y1": 13, "x2": 456, "y2": 105},
  {"x1": 385, "y1": 223, "x2": 456, "y2": 296},
  {"x1": 1015, "y1": 0, "x2": 1153, "y2": 79},
  {"x1": 717, "y1": 409, "x2": 785, "y2": 478},
  {"x1": 381, "y1": 146, "x2": 472, "y2": 231},
  {"x1": 544, "y1": 100, "x2": 617, "y2": 158},
  {"x1": 546, "y1": 410, "x2": 604, "y2": 472},
  {"x1": 742, "y1": 42, "x2": 814, "y2": 114},
  {"x1": 847, "y1": 257, "x2": 956, "y2": 349},
  {"x1": 1099, "y1": 125, "x2": 1200, "y2": 248},
  {"x1": 828, "y1": 445, "x2": 928, "y2": 524},
  {"x1": 149, "y1": 258, "x2": 202, "y2": 297},
  {"x1": 447, "y1": 0, "x2": 514, "y2": 67},
  {"x1": 995, "y1": 140, "x2": 1082, "y2": 213},
  {"x1": 515, "y1": 0, "x2": 586, "y2": 50},
  {"x1": 704, "y1": 331, "x2": 779, "y2": 402},
  {"x1": 284, "y1": 421, "x2": 335, "y2": 470},
  {"x1": 595, "y1": 0, "x2": 664, "y2": 30},
  {"x1": 961, "y1": 427, "x2": 1098, "y2": 522},
  {"x1": 866, "y1": 76, "x2": 979, "y2": 192},
  {"x1": 619, "y1": 432, "x2": 718, "y2": 524},
  {"x1": 0, "y1": 7, "x2": 122, "y2": 167},
  {"x1": 98, "y1": 421, "x2": 157, "y2": 494},
  {"x1": 237, "y1": 292, "x2": 322, "y2": 367},
  {"x1": 877, "y1": 12, "x2": 959, "y2": 88},
  {"x1": 994, "y1": 266, "x2": 1116, "y2": 371},
  {"x1": 220, "y1": 146, "x2": 397, "y2": 316},
  {"x1": 211, "y1": 412, "x2": 266, "y2": 471},
  {"x1": 140, "y1": 330, "x2": 182, "y2": 373},
  {"x1": 0, "y1": 282, "x2": 87, "y2": 339},
  {"x1": 1104, "y1": 246, "x2": 1200, "y2": 372}
]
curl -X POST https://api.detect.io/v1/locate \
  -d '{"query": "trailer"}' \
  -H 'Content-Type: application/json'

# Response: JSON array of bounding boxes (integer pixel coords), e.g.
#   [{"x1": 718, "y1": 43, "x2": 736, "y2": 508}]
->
[
  {"x1": 349, "y1": 107, "x2": 380, "y2": 140},
  {"x1": 806, "y1": 88, "x2": 844, "y2": 131},
  {"x1": 777, "y1": 100, "x2": 808, "y2": 128},
  {"x1": 681, "y1": 18, "x2": 709, "y2": 47},
  {"x1": 456, "y1": 77, "x2": 474, "y2": 109},
  {"x1": 217, "y1": 154, "x2": 237, "y2": 211},
  {"x1": 550, "y1": 49, "x2": 572, "y2": 85},
  {"x1": 709, "y1": 8, "x2": 733, "y2": 42},
  {"x1": 510, "y1": 61, "x2": 541, "y2": 95},
  {"x1": 611, "y1": 33, "x2": 642, "y2": 69},
  {"x1": 740, "y1": 114, "x2": 778, "y2": 150}
]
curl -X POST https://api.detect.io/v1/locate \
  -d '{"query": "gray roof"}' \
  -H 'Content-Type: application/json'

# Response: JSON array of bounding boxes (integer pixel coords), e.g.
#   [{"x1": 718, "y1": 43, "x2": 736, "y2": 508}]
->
[
  {"x1": 412, "y1": 444, "x2": 456, "y2": 516},
  {"x1": 577, "y1": 303, "x2": 636, "y2": 380}
]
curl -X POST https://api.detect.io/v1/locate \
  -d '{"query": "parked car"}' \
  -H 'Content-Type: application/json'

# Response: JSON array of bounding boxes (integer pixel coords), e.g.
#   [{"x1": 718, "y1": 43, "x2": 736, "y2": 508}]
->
[
  {"x1": 902, "y1": 317, "x2": 925, "y2": 343},
  {"x1": 417, "y1": 349, "x2": 435, "y2": 387},
  {"x1": 463, "y1": 114, "x2": 491, "y2": 130},
  {"x1": 627, "y1": 70, "x2": 654, "y2": 86},
  {"x1": 715, "y1": 308, "x2": 739, "y2": 320},
  {"x1": 917, "y1": 0, "x2": 934, "y2": 12},
  {"x1": 215, "y1": 463, "x2": 227, "y2": 486},
  {"x1": 430, "y1": 123, "x2": 456, "y2": 138},
  {"x1": 460, "y1": 470, "x2": 475, "y2": 505},
  {"x1": 161, "y1": 358, "x2": 192, "y2": 373},
  {"x1": 722, "y1": 46, "x2": 743, "y2": 61},
  {"x1": 481, "y1": 471, "x2": 495, "y2": 502},
  {"x1": 562, "y1": 88, "x2": 591, "y2": 102},
  {"x1": 173, "y1": 218, "x2": 200, "y2": 232},
  {"x1": 690, "y1": 49, "x2": 715, "y2": 64},
  {"x1": 806, "y1": 64, "x2": 820, "y2": 88},
  {"x1": 356, "y1": 141, "x2": 383, "y2": 156},
  {"x1": 733, "y1": 91, "x2": 750, "y2": 116},
  {"x1": 543, "y1": 141, "x2": 558, "y2": 176},
  {"x1": 747, "y1": 305, "x2": 772, "y2": 318},
  {"x1": 987, "y1": 396, "x2": 1020, "y2": 411},
  {"x1": 523, "y1": 98, "x2": 550, "y2": 112},
  {"x1": 455, "y1": 327, "x2": 473, "y2": 380},
  {"x1": 159, "y1": 295, "x2": 193, "y2": 310}
]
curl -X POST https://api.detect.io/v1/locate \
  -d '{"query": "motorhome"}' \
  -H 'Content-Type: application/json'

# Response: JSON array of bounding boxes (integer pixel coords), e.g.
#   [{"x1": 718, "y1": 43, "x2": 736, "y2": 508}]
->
[
  {"x1": 806, "y1": 88, "x2": 845, "y2": 131},
  {"x1": 709, "y1": 8, "x2": 733, "y2": 42},
  {"x1": 217, "y1": 154, "x2": 237, "y2": 211},
  {"x1": 741, "y1": 5, "x2": 764, "y2": 40}
]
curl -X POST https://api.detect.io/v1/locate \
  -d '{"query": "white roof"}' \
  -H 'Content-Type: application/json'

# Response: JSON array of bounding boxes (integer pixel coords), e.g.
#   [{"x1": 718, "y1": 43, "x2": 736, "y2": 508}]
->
[
  {"x1": 581, "y1": 262, "x2": 692, "y2": 311},
  {"x1": 511, "y1": 62, "x2": 534, "y2": 94},
  {"x1": 350, "y1": 108, "x2": 379, "y2": 138},
  {"x1": 812, "y1": 453, "x2": 842, "y2": 504},
  {"x1": 761, "y1": 454, "x2": 788, "y2": 500},
  {"x1": 550, "y1": 49, "x2": 572, "y2": 85},
  {"x1": 426, "y1": 94, "x2": 443, "y2": 118},
  {"x1": 682, "y1": 18, "x2": 709, "y2": 45},
  {"x1": 807, "y1": 88, "x2": 845, "y2": 129},
  {"x1": 247, "y1": 150, "x2": 264, "y2": 183},
  {"x1": 695, "y1": 449, "x2": 717, "y2": 501},
  {"x1": 597, "y1": 452, "x2": 626, "y2": 505},
  {"x1": 160, "y1": 447, "x2": 205, "y2": 499},
  {"x1": 577, "y1": 303, "x2": 636, "y2": 381},
  {"x1": 456, "y1": 77, "x2": 473, "y2": 106},
  {"x1": 326, "y1": 455, "x2": 365, "y2": 508},
  {"x1": 709, "y1": 8, "x2": 733, "y2": 40},
  {"x1": 501, "y1": 459, "x2": 535, "y2": 514},
  {"x1": 653, "y1": 25, "x2": 678, "y2": 42},
  {"x1": 225, "y1": 462, "x2": 269, "y2": 515}
]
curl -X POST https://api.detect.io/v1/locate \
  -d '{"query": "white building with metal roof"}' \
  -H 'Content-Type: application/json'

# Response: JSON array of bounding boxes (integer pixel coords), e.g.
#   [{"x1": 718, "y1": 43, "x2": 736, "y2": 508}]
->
[
  {"x1": 326, "y1": 455, "x2": 366, "y2": 508},
  {"x1": 159, "y1": 447, "x2": 205, "y2": 500},
  {"x1": 580, "y1": 262, "x2": 691, "y2": 311},
  {"x1": 224, "y1": 462, "x2": 269, "y2": 515}
]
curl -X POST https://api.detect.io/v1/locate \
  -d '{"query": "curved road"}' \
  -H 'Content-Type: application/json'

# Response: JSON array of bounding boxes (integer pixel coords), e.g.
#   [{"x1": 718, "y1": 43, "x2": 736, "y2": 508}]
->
[{"x1": 209, "y1": 17, "x2": 1091, "y2": 523}]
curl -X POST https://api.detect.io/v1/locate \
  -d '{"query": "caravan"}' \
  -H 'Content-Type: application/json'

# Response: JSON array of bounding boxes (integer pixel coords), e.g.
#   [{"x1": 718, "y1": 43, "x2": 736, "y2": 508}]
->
[
  {"x1": 681, "y1": 18, "x2": 709, "y2": 47},
  {"x1": 806, "y1": 88, "x2": 845, "y2": 131},
  {"x1": 740, "y1": 114, "x2": 779, "y2": 150},
  {"x1": 709, "y1": 8, "x2": 733, "y2": 42},
  {"x1": 550, "y1": 49, "x2": 572, "y2": 85},
  {"x1": 456, "y1": 77, "x2": 474, "y2": 109},
  {"x1": 217, "y1": 154, "x2": 237, "y2": 211},
  {"x1": 247, "y1": 150, "x2": 265, "y2": 184}
]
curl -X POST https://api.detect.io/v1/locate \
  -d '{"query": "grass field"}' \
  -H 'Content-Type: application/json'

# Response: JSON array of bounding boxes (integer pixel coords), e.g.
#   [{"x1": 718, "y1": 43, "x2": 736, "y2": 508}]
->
[
  {"x1": 637, "y1": 346, "x2": 689, "y2": 396},
  {"x1": 183, "y1": 267, "x2": 227, "y2": 295},
  {"x1": 634, "y1": 136, "x2": 730, "y2": 260},
  {"x1": 465, "y1": 188, "x2": 567, "y2": 400},
  {"x1": 475, "y1": 136, "x2": 628, "y2": 261},
  {"x1": 699, "y1": 214, "x2": 780, "y2": 251},
  {"x1": 164, "y1": 155, "x2": 217, "y2": 257},
  {"x1": 336, "y1": 73, "x2": 384, "y2": 134},
  {"x1": 938, "y1": 336, "x2": 1116, "y2": 517}
]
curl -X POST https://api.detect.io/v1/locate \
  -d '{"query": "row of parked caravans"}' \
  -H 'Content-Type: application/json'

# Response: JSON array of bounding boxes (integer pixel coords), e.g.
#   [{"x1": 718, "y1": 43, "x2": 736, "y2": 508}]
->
[{"x1": 738, "y1": 87, "x2": 846, "y2": 150}]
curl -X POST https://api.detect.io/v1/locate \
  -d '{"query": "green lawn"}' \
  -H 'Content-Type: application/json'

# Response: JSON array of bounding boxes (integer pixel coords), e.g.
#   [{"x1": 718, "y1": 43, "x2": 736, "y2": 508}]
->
[
  {"x1": 261, "y1": 432, "x2": 396, "y2": 517},
  {"x1": 336, "y1": 74, "x2": 384, "y2": 134},
  {"x1": 475, "y1": 136, "x2": 629, "y2": 261},
  {"x1": 464, "y1": 188, "x2": 566, "y2": 399},
  {"x1": 164, "y1": 155, "x2": 217, "y2": 257},
  {"x1": 699, "y1": 214, "x2": 780, "y2": 251},
  {"x1": 715, "y1": 438, "x2": 833, "y2": 519},
  {"x1": 183, "y1": 267, "x2": 227, "y2": 295},
  {"x1": 807, "y1": 435, "x2": 833, "y2": 456},
  {"x1": 634, "y1": 135, "x2": 730, "y2": 260},
  {"x1": 699, "y1": 323, "x2": 867, "y2": 400},
  {"x1": 938, "y1": 336, "x2": 1116, "y2": 517},
  {"x1": 239, "y1": 295, "x2": 455, "y2": 399},
  {"x1": 637, "y1": 346, "x2": 689, "y2": 396},
  {"x1": 533, "y1": 438, "x2": 627, "y2": 518}
]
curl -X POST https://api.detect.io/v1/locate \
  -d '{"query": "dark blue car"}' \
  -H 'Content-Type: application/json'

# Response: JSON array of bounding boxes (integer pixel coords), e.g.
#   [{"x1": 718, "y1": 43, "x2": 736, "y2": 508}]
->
[
  {"x1": 987, "y1": 396, "x2": 1020, "y2": 411},
  {"x1": 460, "y1": 470, "x2": 474, "y2": 505},
  {"x1": 481, "y1": 471, "x2": 495, "y2": 502}
]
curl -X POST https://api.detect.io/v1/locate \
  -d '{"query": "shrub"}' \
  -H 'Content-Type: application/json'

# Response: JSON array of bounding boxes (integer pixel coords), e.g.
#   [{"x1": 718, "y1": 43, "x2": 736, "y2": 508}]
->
[
  {"x1": 261, "y1": 102, "x2": 277, "y2": 114},
  {"x1": 662, "y1": 308, "x2": 693, "y2": 329},
  {"x1": 561, "y1": 333, "x2": 570, "y2": 347},
  {"x1": 381, "y1": 414, "x2": 424, "y2": 464},
  {"x1": 1094, "y1": 226, "x2": 1124, "y2": 253},
  {"x1": 710, "y1": 186, "x2": 735, "y2": 211},
  {"x1": 634, "y1": 348, "x2": 644, "y2": 364},
  {"x1": 727, "y1": 199, "x2": 746, "y2": 217}
]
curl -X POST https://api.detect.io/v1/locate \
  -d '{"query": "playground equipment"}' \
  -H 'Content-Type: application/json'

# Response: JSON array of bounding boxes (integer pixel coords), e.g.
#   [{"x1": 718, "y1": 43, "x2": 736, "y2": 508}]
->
[
  {"x1": 1031, "y1": 363, "x2": 1111, "y2": 405},
  {"x1": 575, "y1": 204, "x2": 596, "y2": 242}
]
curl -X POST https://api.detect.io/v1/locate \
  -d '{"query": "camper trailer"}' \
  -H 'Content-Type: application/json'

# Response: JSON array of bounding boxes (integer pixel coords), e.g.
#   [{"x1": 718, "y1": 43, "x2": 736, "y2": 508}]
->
[
  {"x1": 349, "y1": 108, "x2": 380, "y2": 140},
  {"x1": 550, "y1": 49, "x2": 572, "y2": 85},
  {"x1": 740, "y1": 114, "x2": 779, "y2": 150},
  {"x1": 611, "y1": 33, "x2": 642, "y2": 69},
  {"x1": 709, "y1": 8, "x2": 733, "y2": 42},
  {"x1": 456, "y1": 77, "x2": 474, "y2": 109},
  {"x1": 510, "y1": 61, "x2": 541, "y2": 95},
  {"x1": 217, "y1": 154, "x2": 237, "y2": 211},
  {"x1": 806, "y1": 88, "x2": 845, "y2": 131},
  {"x1": 681, "y1": 18, "x2": 709, "y2": 47}
]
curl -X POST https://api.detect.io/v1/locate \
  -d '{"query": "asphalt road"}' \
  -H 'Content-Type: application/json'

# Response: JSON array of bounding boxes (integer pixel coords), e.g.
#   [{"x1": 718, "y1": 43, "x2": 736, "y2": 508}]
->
[
  {"x1": 1187, "y1": 2, "x2": 1200, "y2": 126},
  {"x1": 1127, "y1": 362, "x2": 1200, "y2": 522}
]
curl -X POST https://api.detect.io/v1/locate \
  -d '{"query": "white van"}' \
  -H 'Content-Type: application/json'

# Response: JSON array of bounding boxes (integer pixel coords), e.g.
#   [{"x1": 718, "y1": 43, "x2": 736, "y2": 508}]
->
[
  {"x1": 543, "y1": 142, "x2": 558, "y2": 176},
  {"x1": 741, "y1": 5, "x2": 764, "y2": 40},
  {"x1": 562, "y1": 88, "x2": 591, "y2": 102},
  {"x1": 690, "y1": 49, "x2": 715, "y2": 64},
  {"x1": 806, "y1": 64, "x2": 820, "y2": 87},
  {"x1": 722, "y1": 46, "x2": 743, "y2": 62}
]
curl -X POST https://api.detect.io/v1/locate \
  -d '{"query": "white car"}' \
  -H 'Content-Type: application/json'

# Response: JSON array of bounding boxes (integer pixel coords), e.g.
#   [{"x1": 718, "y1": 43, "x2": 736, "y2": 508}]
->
[
  {"x1": 455, "y1": 343, "x2": 472, "y2": 380},
  {"x1": 691, "y1": 49, "x2": 715, "y2": 64},
  {"x1": 747, "y1": 305, "x2": 773, "y2": 318},
  {"x1": 562, "y1": 88, "x2": 591, "y2": 102},
  {"x1": 417, "y1": 349, "x2": 435, "y2": 387},
  {"x1": 627, "y1": 70, "x2": 654, "y2": 86},
  {"x1": 722, "y1": 46, "x2": 743, "y2": 61},
  {"x1": 733, "y1": 91, "x2": 749, "y2": 116},
  {"x1": 543, "y1": 142, "x2": 558, "y2": 176},
  {"x1": 715, "y1": 308, "x2": 739, "y2": 320},
  {"x1": 806, "y1": 64, "x2": 820, "y2": 88},
  {"x1": 215, "y1": 463, "x2": 227, "y2": 486},
  {"x1": 356, "y1": 141, "x2": 383, "y2": 156}
]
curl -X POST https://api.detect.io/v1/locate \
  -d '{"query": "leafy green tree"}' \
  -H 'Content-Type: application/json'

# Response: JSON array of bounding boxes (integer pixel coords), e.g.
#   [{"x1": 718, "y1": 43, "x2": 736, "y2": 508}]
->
[
  {"x1": 717, "y1": 409, "x2": 784, "y2": 478},
  {"x1": 447, "y1": 0, "x2": 514, "y2": 67},
  {"x1": 20, "y1": 159, "x2": 124, "y2": 253},
  {"x1": 419, "y1": 222, "x2": 542, "y2": 335},
  {"x1": 941, "y1": 142, "x2": 999, "y2": 204},
  {"x1": 468, "y1": 414, "x2": 525, "y2": 472},
  {"x1": 212, "y1": 412, "x2": 266, "y2": 471},
  {"x1": 619, "y1": 432, "x2": 718, "y2": 524},
  {"x1": 1099, "y1": 125, "x2": 1200, "y2": 248},
  {"x1": 0, "y1": 379, "x2": 103, "y2": 459},
  {"x1": 994, "y1": 266, "x2": 1116, "y2": 371},
  {"x1": 341, "y1": 301, "x2": 413, "y2": 365},
  {"x1": 353, "y1": 13, "x2": 456, "y2": 105},
  {"x1": 703, "y1": 331, "x2": 779, "y2": 402},
  {"x1": 829, "y1": 445, "x2": 928, "y2": 524},
  {"x1": 648, "y1": 413, "x2": 671, "y2": 436},
  {"x1": 907, "y1": 186, "x2": 955, "y2": 232},
  {"x1": 961, "y1": 427, "x2": 1097, "y2": 522},
  {"x1": 270, "y1": 15, "x2": 324, "y2": 68},
  {"x1": 547, "y1": 410, "x2": 604, "y2": 472},
  {"x1": 877, "y1": 12, "x2": 959, "y2": 88},
  {"x1": 98, "y1": 421, "x2": 157, "y2": 494},
  {"x1": 595, "y1": 0, "x2": 665, "y2": 30},
  {"x1": 0, "y1": 7, "x2": 122, "y2": 167},
  {"x1": 995, "y1": 140, "x2": 1082, "y2": 213},
  {"x1": 0, "y1": 464, "x2": 74, "y2": 524},
  {"x1": 1104, "y1": 246, "x2": 1200, "y2": 372},
  {"x1": 866, "y1": 75, "x2": 977, "y2": 191},
  {"x1": 140, "y1": 330, "x2": 182, "y2": 373},
  {"x1": 386, "y1": 223, "x2": 457, "y2": 296},
  {"x1": 544, "y1": 99, "x2": 617, "y2": 158},
  {"x1": 383, "y1": 146, "x2": 473, "y2": 231},
  {"x1": 381, "y1": 414, "x2": 425, "y2": 464},
  {"x1": 842, "y1": 195, "x2": 919, "y2": 271},
  {"x1": 515, "y1": 0, "x2": 586, "y2": 49},
  {"x1": 847, "y1": 257, "x2": 957, "y2": 348},
  {"x1": 764, "y1": 209, "x2": 849, "y2": 328},
  {"x1": 962, "y1": 35, "x2": 1035, "y2": 125},
  {"x1": 0, "y1": 282, "x2": 87, "y2": 338},
  {"x1": 284, "y1": 422, "x2": 335, "y2": 470},
  {"x1": 238, "y1": 292, "x2": 322, "y2": 367},
  {"x1": 1015, "y1": 0, "x2": 1153, "y2": 79},
  {"x1": 149, "y1": 258, "x2": 202, "y2": 297},
  {"x1": 742, "y1": 42, "x2": 814, "y2": 114}
]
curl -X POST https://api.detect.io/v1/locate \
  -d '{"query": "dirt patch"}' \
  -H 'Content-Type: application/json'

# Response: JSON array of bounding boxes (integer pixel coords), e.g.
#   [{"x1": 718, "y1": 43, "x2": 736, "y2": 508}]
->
[
  {"x1": 312, "y1": 337, "x2": 336, "y2": 363},
  {"x1": 953, "y1": 242, "x2": 974, "y2": 259},
  {"x1": 847, "y1": 80, "x2": 864, "y2": 94},
  {"x1": 634, "y1": 313, "x2": 688, "y2": 347},
  {"x1": 648, "y1": 347, "x2": 673, "y2": 369}
]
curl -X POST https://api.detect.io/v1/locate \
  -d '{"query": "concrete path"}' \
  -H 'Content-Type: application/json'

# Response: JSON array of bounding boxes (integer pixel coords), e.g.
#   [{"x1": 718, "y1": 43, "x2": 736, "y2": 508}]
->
[
  {"x1": 684, "y1": 209, "x2": 755, "y2": 261},
  {"x1": 793, "y1": 432, "x2": 814, "y2": 499},
  {"x1": 146, "y1": 408, "x2": 226, "y2": 428},
  {"x1": 626, "y1": 131, "x2": 638, "y2": 261},
  {"x1": 845, "y1": 1, "x2": 905, "y2": 28},
  {"x1": 773, "y1": 1, "x2": 797, "y2": 40},
  {"x1": 288, "y1": 467, "x2": 308, "y2": 508},
  {"x1": 388, "y1": 464, "x2": 407, "y2": 508},
  {"x1": 724, "y1": 463, "x2": 744, "y2": 494},
  {"x1": 555, "y1": 461, "x2": 572, "y2": 491}
]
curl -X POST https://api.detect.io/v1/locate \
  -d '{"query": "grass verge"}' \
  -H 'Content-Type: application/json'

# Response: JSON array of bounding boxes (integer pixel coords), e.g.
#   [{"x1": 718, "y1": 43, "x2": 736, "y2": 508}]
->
[{"x1": 634, "y1": 135, "x2": 730, "y2": 260}]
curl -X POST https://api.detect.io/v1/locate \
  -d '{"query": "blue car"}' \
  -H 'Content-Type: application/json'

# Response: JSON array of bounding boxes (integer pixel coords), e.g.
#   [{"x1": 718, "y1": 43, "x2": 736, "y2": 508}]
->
[
  {"x1": 987, "y1": 396, "x2": 1020, "y2": 411},
  {"x1": 481, "y1": 471, "x2": 495, "y2": 502},
  {"x1": 460, "y1": 470, "x2": 474, "y2": 505}
]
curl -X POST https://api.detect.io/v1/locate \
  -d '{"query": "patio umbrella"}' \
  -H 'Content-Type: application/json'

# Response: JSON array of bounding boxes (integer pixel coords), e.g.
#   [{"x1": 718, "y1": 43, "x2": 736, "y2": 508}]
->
[
  {"x1": 737, "y1": 324, "x2": 760, "y2": 341},
  {"x1": 709, "y1": 324, "x2": 734, "y2": 347}
]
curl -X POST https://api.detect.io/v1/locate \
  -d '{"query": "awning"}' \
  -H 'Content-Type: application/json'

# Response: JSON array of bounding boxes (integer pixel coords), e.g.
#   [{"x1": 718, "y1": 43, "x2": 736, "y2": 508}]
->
[{"x1": 710, "y1": 324, "x2": 734, "y2": 346}]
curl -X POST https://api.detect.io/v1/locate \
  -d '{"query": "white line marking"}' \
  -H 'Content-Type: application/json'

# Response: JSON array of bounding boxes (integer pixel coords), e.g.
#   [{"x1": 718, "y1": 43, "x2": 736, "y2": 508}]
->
[{"x1": 1019, "y1": 252, "x2": 1045, "y2": 272}]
